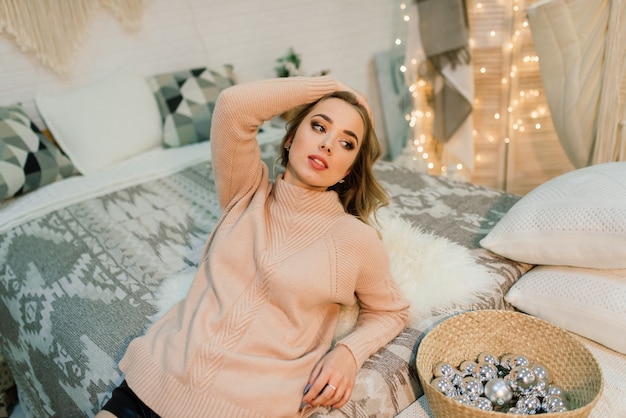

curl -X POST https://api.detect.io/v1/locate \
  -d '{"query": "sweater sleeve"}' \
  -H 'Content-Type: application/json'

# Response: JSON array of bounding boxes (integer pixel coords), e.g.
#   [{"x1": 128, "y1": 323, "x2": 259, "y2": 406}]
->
[
  {"x1": 332, "y1": 221, "x2": 411, "y2": 369},
  {"x1": 210, "y1": 76, "x2": 339, "y2": 210}
]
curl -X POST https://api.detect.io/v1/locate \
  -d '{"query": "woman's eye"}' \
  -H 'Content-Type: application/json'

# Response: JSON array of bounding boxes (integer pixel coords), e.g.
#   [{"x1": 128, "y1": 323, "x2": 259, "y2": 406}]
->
[
  {"x1": 312, "y1": 122, "x2": 325, "y2": 133},
  {"x1": 341, "y1": 140, "x2": 355, "y2": 150}
]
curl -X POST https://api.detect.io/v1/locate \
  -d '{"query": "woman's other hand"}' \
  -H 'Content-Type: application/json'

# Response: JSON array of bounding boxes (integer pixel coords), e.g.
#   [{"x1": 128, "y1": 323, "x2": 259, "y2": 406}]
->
[{"x1": 300, "y1": 344, "x2": 357, "y2": 411}]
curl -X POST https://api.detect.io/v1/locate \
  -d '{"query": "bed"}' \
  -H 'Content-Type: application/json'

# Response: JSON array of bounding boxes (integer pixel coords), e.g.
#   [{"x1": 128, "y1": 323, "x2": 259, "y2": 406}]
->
[{"x1": 1, "y1": 65, "x2": 625, "y2": 418}]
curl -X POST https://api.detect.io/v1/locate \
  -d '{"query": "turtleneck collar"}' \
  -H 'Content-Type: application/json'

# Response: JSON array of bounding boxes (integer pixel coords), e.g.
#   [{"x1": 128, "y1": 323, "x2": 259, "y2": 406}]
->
[{"x1": 271, "y1": 175, "x2": 344, "y2": 215}]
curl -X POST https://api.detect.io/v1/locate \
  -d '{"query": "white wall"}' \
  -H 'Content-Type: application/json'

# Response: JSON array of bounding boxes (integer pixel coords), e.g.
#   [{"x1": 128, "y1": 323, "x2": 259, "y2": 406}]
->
[{"x1": 0, "y1": 0, "x2": 395, "y2": 145}]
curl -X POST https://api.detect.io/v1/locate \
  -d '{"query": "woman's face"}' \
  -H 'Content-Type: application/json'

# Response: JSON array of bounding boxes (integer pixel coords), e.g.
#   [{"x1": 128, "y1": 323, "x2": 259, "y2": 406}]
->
[{"x1": 283, "y1": 98, "x2": 364, "y2": 191}]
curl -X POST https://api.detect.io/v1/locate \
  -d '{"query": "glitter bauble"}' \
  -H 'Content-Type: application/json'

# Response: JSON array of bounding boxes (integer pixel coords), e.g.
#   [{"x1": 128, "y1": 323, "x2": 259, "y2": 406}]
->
[
  {"x1": 484, "y1": 377, "x2": 513, "y2": 406},
  {"x1": 507, "y1": 407, "x2": 526, "y2": 415},
  {"x1": 460, "y1": 376, "x2": 484, "y2": 401},
  {"x1": 474, "y1": 397, "x2": 494, "y2": 411},
  {"x1": 509, "y1": 365, "x2": 537, "y2": 394},
  {"x1": 531, "y1": 362, "x2": 552, "y2": 383},
  {"x1": 477, "y1": 351, "x2": 499, "y2": 366},
  {"x1": 475, "y1": 362, "x2": 498, "y2": 382}
]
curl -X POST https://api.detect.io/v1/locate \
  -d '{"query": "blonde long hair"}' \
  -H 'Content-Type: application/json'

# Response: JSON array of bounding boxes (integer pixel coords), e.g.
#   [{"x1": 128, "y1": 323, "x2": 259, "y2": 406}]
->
[{"x1": 277, "y1": 91, "x2": 389, "y2": 230}]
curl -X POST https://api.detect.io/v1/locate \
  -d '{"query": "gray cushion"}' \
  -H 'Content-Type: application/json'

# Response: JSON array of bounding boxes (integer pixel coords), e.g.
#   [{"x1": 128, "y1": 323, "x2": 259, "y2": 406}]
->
[
  {"x1": 0, "y1": 105, "x2": 75, "y2": 200},
  {"x1": 147, "y1": 65, "x2": 236, "y2": 148}
]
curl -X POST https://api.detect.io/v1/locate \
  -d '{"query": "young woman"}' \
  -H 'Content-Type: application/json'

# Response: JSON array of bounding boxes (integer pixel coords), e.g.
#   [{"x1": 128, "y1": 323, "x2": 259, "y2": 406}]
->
[{"x1": 97, "y1": 76, "x2": 410, "y2": 418}]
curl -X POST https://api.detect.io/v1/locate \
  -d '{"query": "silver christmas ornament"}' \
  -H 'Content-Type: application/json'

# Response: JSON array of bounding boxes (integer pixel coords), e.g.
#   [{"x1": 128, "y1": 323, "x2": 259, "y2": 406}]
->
[
  {"x1": 433, "y1": 361, "x2": 455, "y2": 379},
  {"x1": 432, "y1": 352, "x2": 567, "y2": 414},
  {"x1": 509, "y1": 365, "x2": 537, "y2": 394},
  {"x1": 450, "y1": 371, "x2": 463, "y2": 387},
  {"x1": 531, "y1": 363, "x2": 552, "y2": 383},
  {"x1": 459, "y1": 360, "x2": 478, "y2": 377},
  {"x1": 512, "y1": 355, "x2": 530, "y2": 367},
  {"x1": 484, "y1": 377, "x2": 513, "y2": 406},
  {"x1": 475, "y1": 362, "x2": 498, "y2": 382},
  {"x1": 499, "y1": 353, "x2": 516, "y2": 371},
  {"x1": 430, "y1": 376, "x2": 453, "y2": 396},
  {"x1": 474, "y1": 397, "x2": 494, "y2": 411},
  {"x1": 460, "y1": 376, "x2": 483, "y2": 401},
  {"x1": 542, "y1": 394, "x2": 568, "y2": 412},
  {"x1": 516, "y1": 395, "x2": 541, "y2": 414},
  {"x1": 531, "y1": 377, "x2": 548, "y2": 398},
  {"x1": 477, "y1": 351, "x2": 499, "y2": 366},
  {"x1": 547, "y1": 384, "x2": 565, "y2": 398},
  {"x1": 450, "y1": 394, "x2": 472, "y2": 406}
]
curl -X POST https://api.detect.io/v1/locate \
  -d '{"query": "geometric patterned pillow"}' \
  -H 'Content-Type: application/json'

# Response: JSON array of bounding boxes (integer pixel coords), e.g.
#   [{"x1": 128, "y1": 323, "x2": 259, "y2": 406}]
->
[
  {"x1": 0, "y1": 105, "x2": 76, "y2": 200},
  {"x1": 146, "y1": 65, "x2": 236, "y2": 148}
]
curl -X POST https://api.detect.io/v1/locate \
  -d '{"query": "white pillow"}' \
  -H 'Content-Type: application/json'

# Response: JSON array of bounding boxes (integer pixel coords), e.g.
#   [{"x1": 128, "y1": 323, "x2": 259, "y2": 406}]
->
[
  {"x1": 505, "y1": 265, "x2": 626, "y2": 354},
  {"x1": 480, "y1": 162, "x2": 626, "y2": 268},
  {"x1": 36, "y1": 67, "x2": 162, "y2": 175}
]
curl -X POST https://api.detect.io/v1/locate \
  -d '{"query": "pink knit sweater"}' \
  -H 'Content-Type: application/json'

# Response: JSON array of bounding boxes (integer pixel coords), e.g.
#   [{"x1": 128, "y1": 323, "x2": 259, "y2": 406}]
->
[{"x1": 119, "y1": 77, "x2": 410, "y2": 418}]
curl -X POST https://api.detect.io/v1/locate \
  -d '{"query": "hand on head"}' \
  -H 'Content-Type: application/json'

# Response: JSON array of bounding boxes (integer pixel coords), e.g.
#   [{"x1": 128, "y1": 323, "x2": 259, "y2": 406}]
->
[{"x1": 335, "y1": 81, "x2": 374, "y2": 128}]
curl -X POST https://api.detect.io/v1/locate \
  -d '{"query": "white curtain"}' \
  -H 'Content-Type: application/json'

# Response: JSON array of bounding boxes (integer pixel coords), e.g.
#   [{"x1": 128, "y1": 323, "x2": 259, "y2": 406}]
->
[{"x1": 527, "y1": 0, "x2": 626, "y2": 168}]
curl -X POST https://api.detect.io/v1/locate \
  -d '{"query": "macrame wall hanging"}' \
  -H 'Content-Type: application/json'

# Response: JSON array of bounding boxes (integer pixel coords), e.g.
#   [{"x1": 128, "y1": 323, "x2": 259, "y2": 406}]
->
[{"x1": 0, "y1": 0, "x2": 147, "y2": 75}]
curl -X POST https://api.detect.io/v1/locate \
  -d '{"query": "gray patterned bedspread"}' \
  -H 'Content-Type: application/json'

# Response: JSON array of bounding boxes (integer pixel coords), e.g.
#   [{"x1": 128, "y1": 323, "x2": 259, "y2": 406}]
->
[{"x1": 0, "y1": 159, "x2": 531, "y2": 417}]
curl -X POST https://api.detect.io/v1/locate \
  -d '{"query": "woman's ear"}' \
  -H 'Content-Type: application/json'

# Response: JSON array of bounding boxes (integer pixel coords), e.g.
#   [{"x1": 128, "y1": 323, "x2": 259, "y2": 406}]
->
[{"x1": 284, "y1": 135, "x2": 294, "y2": 150}]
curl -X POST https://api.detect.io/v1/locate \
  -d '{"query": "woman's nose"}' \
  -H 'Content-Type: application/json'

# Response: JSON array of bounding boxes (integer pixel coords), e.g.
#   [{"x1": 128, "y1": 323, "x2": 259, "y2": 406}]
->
[{"x1": 319, "y1": 142, "x2": 332, "y2": 154}]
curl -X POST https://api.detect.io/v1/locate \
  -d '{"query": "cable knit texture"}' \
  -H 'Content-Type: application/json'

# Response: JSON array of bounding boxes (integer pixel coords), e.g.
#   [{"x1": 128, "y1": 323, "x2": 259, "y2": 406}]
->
[{"x1": 119, "y1": 77, "x2": 410, "y2": 418}]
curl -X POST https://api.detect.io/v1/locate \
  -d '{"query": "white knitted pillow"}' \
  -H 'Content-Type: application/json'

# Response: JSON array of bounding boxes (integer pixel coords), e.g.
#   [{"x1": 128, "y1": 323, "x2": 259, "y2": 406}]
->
[
  {"x1": 480, "y1": 162, "x2": 626, "y2": 268},
  {"x1": 505, "y1": 265, "x2": 626, "y2": 354}
]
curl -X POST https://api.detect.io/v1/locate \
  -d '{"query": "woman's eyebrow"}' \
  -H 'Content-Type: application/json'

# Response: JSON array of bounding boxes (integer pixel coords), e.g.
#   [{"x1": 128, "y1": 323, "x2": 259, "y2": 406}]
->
[{"x1": 312, "y1": 113, "x2": 359, "y2": 143}]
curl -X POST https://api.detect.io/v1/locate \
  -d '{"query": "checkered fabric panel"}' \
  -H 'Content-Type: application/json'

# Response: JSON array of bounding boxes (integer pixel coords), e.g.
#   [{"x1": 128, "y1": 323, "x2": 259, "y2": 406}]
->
[
  {"x1": 147, "y1": 65, "x2": 236, "y2": 148},
  {"x1": 0, "y1": 105, "x2": 76, "y2": 200}
]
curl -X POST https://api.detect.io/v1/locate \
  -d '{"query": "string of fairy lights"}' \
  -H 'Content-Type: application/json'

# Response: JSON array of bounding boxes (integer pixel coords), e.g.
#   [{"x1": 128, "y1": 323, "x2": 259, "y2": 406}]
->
[{"x1": 394, "y1": 0, "x2": 548, "y2": 188}]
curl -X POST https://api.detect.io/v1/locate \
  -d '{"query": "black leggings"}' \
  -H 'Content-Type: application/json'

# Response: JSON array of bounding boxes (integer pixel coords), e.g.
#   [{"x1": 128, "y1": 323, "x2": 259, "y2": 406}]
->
[{"x1": 102, "y1": 380, "x2": 161, "y2": 418}]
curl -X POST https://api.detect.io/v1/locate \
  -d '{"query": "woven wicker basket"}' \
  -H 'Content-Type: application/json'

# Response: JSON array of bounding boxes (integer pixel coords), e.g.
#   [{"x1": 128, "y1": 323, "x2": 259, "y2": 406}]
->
[{"x1": 416, "y1": 310, "x2": 603, "y2": 418}]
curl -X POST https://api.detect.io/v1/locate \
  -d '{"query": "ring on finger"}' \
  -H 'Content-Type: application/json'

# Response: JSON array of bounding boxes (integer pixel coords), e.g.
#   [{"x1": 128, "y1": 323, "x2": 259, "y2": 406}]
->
[{"x1": 327, "y1": 384, "x2": 336, "y2": 391}]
